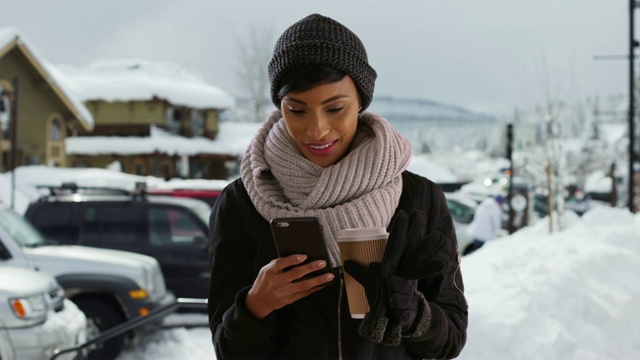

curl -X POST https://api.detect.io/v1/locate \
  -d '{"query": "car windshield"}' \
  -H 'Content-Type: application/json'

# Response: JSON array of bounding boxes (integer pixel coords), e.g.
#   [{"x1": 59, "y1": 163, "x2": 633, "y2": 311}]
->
[
  {"x1": 446, "y1": 199, "x2": 475, "y2": 224},
  {"x1": 0, "y1": 209, "x2": 49, "y2": 247}
]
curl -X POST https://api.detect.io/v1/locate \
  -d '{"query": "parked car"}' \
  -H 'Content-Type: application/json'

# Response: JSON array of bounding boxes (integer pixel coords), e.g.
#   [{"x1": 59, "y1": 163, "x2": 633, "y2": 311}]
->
[
  {"x1": 0, "y1": 205, "x2": 175, "y2": 360},
  {"x1": 24, "y1": 183, "x2": 212, "y2": 300},
  {"x1": 146, "y1": 187, "x2": 222, "y2": 207},
  {"x1": 0, "y1": 266, "x2": 86, "y2": 360},
  {"x1": 444, "y1": 192, "x2": 477, "y2": 250}
]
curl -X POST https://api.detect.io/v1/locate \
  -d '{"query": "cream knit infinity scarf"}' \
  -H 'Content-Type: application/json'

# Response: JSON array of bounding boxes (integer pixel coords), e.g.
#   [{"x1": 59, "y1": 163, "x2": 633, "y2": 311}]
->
[{"x1": 241, "y1": 109, "x2": 412, "y2": 267}]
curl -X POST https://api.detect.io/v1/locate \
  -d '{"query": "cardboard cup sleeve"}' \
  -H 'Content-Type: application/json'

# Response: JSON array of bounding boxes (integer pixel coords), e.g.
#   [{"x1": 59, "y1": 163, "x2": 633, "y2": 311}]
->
[{"x1": 337, "y1": 227, "x2": 388, "y2": 319}]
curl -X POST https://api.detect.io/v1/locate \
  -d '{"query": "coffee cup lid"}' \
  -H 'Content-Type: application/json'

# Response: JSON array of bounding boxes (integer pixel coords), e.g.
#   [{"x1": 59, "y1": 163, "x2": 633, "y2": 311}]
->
[{"x1": 337, "y1": 227, "x2": 388, "y2": 241}]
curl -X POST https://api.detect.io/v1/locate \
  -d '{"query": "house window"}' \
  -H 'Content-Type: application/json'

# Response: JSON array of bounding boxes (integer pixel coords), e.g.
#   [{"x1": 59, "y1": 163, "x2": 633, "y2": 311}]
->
[
  {"x1": 50, "y1": 119, "x2": 62, "y2": 141},
  {"x1": 165, "y1": 107, "x2": 181, "y2": 135},
  {"x1": 191, "y1": 160, "x2": 204, "y2": 179},
  {"x1": 26, "y1": 155, "x2": 41, "y2": 165},
  {"x1": 0, "y1": 93, "x2": 9, "y2": 140},
  {"x1": 191, "y1": 110, "x2": 204, "y2": 137}
]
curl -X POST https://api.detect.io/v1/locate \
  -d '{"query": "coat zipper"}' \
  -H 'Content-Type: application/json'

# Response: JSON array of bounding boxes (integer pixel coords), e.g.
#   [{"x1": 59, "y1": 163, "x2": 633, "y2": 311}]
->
[{"x1": 337, "y1": 273, "x2": 344, "y2": 360}]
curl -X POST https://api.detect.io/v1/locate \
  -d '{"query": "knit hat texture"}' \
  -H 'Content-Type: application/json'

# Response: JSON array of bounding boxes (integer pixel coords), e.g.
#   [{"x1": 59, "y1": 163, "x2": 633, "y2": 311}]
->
[{"x1": 268, "y1": 13, "x2": 377, "y2": 110}]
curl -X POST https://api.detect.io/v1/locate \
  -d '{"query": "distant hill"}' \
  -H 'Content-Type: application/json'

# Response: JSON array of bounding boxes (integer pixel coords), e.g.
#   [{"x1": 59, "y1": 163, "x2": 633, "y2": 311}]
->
[
  {"x1": 225, "y1": 95, "x2": 501, "y2": 154},
  {"x1": 369, "y1": 96, "x2": 497, "y2": 124},
  {"x1": 368, "y1": 96, "x2": 500, "y2": 154}
]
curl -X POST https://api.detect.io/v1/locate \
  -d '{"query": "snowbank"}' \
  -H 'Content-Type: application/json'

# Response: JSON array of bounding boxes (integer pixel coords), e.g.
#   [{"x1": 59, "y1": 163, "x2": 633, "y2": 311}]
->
[{"x1": 459, "y1": 207, "x2": 640, "y2": 359}]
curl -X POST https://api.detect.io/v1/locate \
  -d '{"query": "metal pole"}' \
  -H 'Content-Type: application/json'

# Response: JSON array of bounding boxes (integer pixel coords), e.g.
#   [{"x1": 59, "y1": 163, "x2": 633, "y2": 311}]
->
[
  {"x1": 630, "y1": 0, "x2": 637, "y2": 213},
  {"x1": 506, "y1": 123, "x2": 515, "y2": 234},
  {"x1": 10, "y1": 77, "x2": 18, "y2": 211}
]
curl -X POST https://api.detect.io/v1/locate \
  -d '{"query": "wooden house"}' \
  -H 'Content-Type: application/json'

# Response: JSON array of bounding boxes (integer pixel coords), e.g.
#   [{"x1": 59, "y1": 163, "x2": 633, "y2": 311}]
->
[
  {"x1": 59, "y1": 60, "x2": 237, "y2": 179},
  {"x1": 0, "y1": 28, "x2": 94, "y2": 172}
]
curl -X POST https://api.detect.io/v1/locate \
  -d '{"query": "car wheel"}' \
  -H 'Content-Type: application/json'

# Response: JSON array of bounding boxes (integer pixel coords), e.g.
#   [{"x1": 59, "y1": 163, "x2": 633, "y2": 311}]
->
[{"x1": 73, "y1": 297, "x2": 126, "y2": 360}]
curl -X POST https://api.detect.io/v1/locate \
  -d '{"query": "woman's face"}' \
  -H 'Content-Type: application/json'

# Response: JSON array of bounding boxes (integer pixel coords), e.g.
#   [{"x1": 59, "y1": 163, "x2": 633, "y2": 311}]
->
[{"x1": 280, "y1": 76, "x2": 360, "y2": 168}]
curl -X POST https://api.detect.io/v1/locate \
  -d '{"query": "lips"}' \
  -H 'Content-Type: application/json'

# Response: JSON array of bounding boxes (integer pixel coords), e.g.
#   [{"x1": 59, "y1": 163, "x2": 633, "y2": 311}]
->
[{"x1": 305, "y1": 140, "x2": 338, "y2": 155}]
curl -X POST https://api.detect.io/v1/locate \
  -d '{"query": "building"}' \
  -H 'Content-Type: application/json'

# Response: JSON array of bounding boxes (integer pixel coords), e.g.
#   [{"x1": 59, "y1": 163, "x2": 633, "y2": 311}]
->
[
  {"x1": 58, "y1": 59, "x2": 237, "y2": 179},
  {"x1": 0, "y1": 28, "x2": 94, "y2": 172}
]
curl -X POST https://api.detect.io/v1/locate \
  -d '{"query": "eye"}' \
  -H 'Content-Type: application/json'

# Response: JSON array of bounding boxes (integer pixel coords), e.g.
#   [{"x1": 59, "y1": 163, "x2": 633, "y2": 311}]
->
[
  {"x1": 327, "y1": 107, "x2": 345, "y2": 114},
  {"x1": 288, "y1": 108, "x2": 306, "y2": 116}
]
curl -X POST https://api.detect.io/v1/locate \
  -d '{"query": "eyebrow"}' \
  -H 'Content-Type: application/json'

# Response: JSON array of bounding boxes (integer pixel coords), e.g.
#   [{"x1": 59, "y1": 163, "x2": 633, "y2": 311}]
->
[{"x1": 284, "y1": 95, "x2": 349, "y2": 105}]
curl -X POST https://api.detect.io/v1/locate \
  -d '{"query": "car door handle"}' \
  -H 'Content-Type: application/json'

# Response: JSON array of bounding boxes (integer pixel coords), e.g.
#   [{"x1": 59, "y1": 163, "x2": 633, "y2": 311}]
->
[{"x1": 199, "y1": 272, "x2": 211, "y2": 278}]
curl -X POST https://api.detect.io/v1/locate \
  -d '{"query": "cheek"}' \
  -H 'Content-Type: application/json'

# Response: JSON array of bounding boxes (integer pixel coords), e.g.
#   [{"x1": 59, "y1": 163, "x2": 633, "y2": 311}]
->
[
  {"x1": 283, "y1": 120, "x2": 304, "y2": 144},
  {"x1": 341, "y1": 115, "x2": 359, "y2": 140}
]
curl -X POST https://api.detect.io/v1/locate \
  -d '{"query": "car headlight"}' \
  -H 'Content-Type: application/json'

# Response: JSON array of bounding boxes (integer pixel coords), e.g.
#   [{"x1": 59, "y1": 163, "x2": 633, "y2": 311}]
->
[
  {"x1": 128, "y1": 267, "x2": 154, "y2": 300},
  {"x1": 10, "y1": 294, "x2": 48, "y2": 322}
]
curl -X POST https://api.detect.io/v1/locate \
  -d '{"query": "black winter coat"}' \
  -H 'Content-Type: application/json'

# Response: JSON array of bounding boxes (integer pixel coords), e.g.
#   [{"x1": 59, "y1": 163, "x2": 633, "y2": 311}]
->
[{"x1": 208, "y1": 171, "x2": 468, "y2": 359}]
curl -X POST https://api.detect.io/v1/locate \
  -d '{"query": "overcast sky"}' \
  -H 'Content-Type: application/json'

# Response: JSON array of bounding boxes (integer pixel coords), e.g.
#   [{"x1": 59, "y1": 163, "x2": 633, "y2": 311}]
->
[{"x1": 2, "y1": 0, "x2": 634, "y2": 116}]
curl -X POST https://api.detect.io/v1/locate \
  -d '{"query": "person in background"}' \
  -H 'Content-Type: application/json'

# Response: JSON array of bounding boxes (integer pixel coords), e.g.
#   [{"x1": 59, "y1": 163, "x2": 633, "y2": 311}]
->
[
  {"x1": 207, "y1": 13, "x2": 467, "y2": 359},
  {"x1": 463, "y1": 195, "x2": 505, "y2": 256}
]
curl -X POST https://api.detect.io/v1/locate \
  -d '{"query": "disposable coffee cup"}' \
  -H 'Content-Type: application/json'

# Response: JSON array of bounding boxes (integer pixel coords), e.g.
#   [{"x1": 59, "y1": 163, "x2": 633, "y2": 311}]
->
[{"x1": 337, "y1": 227, "x2": 389, "y2": 319}]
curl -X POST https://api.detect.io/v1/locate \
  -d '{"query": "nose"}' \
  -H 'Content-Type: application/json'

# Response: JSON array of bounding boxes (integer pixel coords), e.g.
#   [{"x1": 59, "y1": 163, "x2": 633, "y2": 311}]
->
[{"x1": 306, "y1": 113, "x2": 330, "y2": 140}]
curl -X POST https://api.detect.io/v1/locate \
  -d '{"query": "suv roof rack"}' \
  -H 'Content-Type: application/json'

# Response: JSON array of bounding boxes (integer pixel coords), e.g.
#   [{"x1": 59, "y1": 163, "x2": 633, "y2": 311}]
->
[{"x1": 36, "y1": 182, "x2": 137, "y2": 197}]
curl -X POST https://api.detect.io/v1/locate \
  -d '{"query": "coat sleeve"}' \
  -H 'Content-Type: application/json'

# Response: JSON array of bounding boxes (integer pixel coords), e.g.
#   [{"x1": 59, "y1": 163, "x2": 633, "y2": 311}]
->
[
  {"x1": 402, "y1": 177, "x2": 469, "y2": 359},
  {"x1": 207, "y1": 182, "x2": 277, "y2": 359}
]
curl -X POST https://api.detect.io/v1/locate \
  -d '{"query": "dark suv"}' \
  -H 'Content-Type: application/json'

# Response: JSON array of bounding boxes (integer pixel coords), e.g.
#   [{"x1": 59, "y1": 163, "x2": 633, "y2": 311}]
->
[{"x1": 24, "y1": 183, "x2": 212, "y2": 300}]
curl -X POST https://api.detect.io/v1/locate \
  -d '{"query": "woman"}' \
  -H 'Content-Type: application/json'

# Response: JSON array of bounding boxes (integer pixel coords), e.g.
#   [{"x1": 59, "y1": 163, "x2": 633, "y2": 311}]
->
[{"x1": 208, "y1": 13, "x2": 468, "y2": 359}]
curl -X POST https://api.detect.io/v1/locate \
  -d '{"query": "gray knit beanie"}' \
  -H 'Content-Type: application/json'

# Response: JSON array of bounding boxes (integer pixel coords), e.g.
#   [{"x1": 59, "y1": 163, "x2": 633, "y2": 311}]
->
[{"x1": 268, "y1": 13, "x2": 377, "y2": 110}]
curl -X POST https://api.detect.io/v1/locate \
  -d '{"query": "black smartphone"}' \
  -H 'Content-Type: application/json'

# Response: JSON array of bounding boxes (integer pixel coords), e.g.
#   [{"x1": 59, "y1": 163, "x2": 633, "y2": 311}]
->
[{"x1": 270, "y1": 216, "x2": 332, "y2": 281}]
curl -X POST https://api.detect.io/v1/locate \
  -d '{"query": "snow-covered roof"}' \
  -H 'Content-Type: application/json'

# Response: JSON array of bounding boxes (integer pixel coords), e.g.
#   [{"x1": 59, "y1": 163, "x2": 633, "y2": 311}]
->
[
  {"x1": 0, "y1": 28, "x2": 17, "y2": 49},
  {"x1": 66, "y1": 121, "x2": 261, "y2": 157},
  {"x1": 57, "y1": 59, "x2": 235, "y2": 110},
  {"x1": 0, "y1": 27, "x2": 94, "y2": 131}
]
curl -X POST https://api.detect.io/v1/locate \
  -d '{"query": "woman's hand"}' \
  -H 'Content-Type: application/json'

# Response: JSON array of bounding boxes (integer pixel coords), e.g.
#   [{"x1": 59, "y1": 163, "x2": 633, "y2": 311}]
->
[{"x1": 245, "y1": 254, "x2": 335, "y2": 320}]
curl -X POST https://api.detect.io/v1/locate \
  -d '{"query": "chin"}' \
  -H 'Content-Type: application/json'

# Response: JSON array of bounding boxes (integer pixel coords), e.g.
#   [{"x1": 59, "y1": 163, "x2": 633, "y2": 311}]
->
[{"x1": 309, "y1": 157, "x2": 336, "y2": 168}]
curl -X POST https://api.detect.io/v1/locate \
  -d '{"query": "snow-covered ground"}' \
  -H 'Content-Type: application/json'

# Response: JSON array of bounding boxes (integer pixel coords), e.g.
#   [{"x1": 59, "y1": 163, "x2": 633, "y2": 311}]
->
[{"x1": 1, "y1": 160, "x2": 638, "y2": 359}]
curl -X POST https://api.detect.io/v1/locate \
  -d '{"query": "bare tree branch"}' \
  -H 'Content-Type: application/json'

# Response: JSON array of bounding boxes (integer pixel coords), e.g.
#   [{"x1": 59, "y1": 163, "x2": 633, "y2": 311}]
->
[{"x1": 235, "y1": 27, "x2": 275, "y2": 122}]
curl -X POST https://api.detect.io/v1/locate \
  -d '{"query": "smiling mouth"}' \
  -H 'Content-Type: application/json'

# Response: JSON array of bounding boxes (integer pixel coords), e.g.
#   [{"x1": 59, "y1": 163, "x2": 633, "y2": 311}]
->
[
  {"x1": 309, "y1": 142, "x2": 334, "y2": 150},
  {"x1": 306, "y1": 140, "x2": 337, "y2": 155}
]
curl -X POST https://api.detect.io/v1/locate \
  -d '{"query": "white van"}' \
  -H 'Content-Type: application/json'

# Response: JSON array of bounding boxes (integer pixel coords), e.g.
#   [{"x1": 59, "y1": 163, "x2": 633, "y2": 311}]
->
[{"x1": 0, "y1": 266, "x2": 86, "y2": 360}]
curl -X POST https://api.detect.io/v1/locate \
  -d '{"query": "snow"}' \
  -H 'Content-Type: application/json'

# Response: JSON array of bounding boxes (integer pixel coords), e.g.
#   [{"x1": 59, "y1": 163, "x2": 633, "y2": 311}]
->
[
  {"x1": 120, "y1": 326, "x2": 215, "y2": 360},
  {"x1": 113, "y1": 205, "x2": 640, "y2": 360},
  {"x1": 0, "y1": 161, "x2": 638, "y2": 359},
  {"x1": 0, "y1": 28, "x2": 18, "y2": 49},
  {"x1": 459, "y1": 208, "x2": 640, "y2": 359},
  {"x1": 584, "y1": 170, "x2": 613, "y2": 194},
  {"x1": 56, "y1": 59, "x2": 235, "y2": 110},
  {"x1": 408, "y1": 154, "x2": 457, "y2": 183},
  {"x1": 0, "y1": 27, "x2": 94, "y2": 129},
  {"x1": 0, "y1": 166, "x2": 165, "y2": 214},
  {"x1": 66, "y1": 121, "x2": 261, "y2": 157}
]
